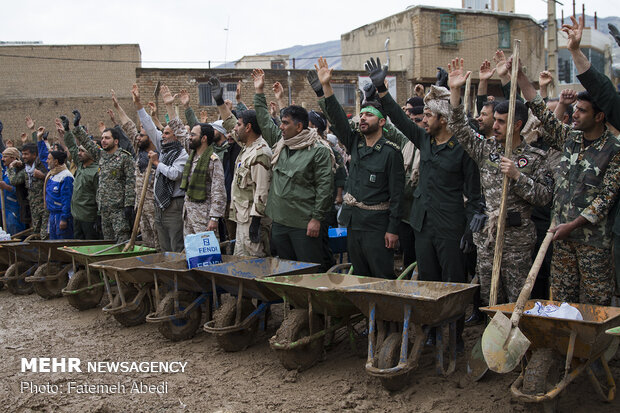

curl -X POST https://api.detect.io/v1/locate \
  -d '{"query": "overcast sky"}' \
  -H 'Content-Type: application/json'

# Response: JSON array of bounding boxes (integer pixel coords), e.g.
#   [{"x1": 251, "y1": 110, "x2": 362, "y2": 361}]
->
[{"x1": 1, "y1": 0, "x2": 616, "y2": 68}]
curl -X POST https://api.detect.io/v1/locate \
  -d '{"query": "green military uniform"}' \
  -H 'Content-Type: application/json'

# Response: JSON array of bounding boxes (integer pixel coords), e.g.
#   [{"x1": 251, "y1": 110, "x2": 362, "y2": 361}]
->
[
  {"x1": 7, "y1": 141, "x2": 49, "y2": 239},
  {"x1": 63, "y1": 130, "x2": 99, "y2": 239},
  {"x1": 75, "y1": 127, "x2": 135, "y2": 243},
  {"x1": 324, "y1": 95, "x2": 404, "y2": 278},
  {"x1": 528, "y1": 94, "x2": 620, "y2": 306},
  {"x1": 254, "y1": 93, "x2": 334, "y2": 271},
  {"x1": 379, "y1": 92, "x2": 481, "y2": 283},
  {"x1": 576, "y1": 66, "x2": 620, "y2": 293}
]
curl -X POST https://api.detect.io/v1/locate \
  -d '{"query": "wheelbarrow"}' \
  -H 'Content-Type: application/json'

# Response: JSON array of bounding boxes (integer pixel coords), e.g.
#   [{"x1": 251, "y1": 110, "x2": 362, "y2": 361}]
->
[
  {"x1": 480, "y1": 300, "x2": 620, "y2": 412},
  {"x1": 58, "y1": 244, "x2": 157, "y2": 311},
  {"x1": 0, "y1": 241, "x2": 40, "y2": 295},
  {"x1": 89, "y1": 252, "x2": 185, "y2": 327},
  {"x1": 22, "y1": 239, "x2": 111, "y2": 299},
  {"x1": 260, "y1": 270, "x2": 384, "y2": 371},
  {"x1": 340, "y1": 280, "x2": 479, "y2": 391},
  {"x1": 199, "y1": 258, "x2": 321, "y2": 352},
  {"x1": 144, "y1": 255, "x2": 244, "y2": 342}
]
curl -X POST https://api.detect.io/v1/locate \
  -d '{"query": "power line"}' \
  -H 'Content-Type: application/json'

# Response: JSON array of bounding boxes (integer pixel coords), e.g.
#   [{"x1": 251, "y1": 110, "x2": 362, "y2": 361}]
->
[{"x1": 0, "y1": 21, "x2": 545, "y2": 66}]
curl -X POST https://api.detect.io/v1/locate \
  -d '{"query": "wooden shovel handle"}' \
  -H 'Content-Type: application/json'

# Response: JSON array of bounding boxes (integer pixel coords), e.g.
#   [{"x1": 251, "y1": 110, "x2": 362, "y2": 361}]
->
[{"x1": 123, "y1": 158, "x2": 153, "y2": 252}]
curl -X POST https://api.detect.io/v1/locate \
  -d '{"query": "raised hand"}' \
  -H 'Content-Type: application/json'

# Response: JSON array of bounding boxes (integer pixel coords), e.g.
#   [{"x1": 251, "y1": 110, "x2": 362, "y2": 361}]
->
[
  {"x1": 364, "y1": 57, "x2": 388, "y2": 92},
  {"x1": 479, "y1": 59, "x2": 496, "y2": 81},
  {"x1": 447, "y1": 57, "x2": 471, "y2": 90},
  {"x1": 25, "y1": 116, "x2": 35, "y2": 130},
  {"x1": 269, "y1": 101, "x2": 278, "y2": 118},
  {"x1": 306, "y1": 69, "x2": 324, "y2": 96},
  {"x1": 414, "y1": 83, "x2": 425, "y2": 97},
  {"x1": 251, "y1": 69, "x2": 265, "y2": 93},
  {"x1": 539, "y1": 71, "x2": 553, "y2": 88},
  {"x1": 180, "y1": 89, "x2": 190, "y2": 107},
  {"x1": 562, "y1": 15, "x2": 583, "y2": 52},
  {"x1": 20, "y1": 133, "x2": 28, "y2": 145},
  {"x1": 131, "y1": 84, "x2": 141, "y2": 106},
  {"x1": 208, "y1": 77, "x2": 224, "y2": 104},
  {"x1": 272, "y1": 82, "x2": 284, "y2": 100},
  {"x1": 55, "y1": 119, "x2": 66, "y2": 136},
  {"x1": 106, "y1": 109, "x2": 116, "y2": 124},
  {"x1": 559, "y1": 88, "x2": 577, "y2": 106},
  {"x1": 199, "y1": 110, "x2": 208, "y2": 123},
  {"x1": 98, "y1": 120, "x2": 106, "y2": 134},
  {"x1": 160, "y1": 84, "x2": 177, "y2": 105},
  {"x1": 493, "y1": 50, "x2": 509, "y2": 78},
  {"x1": 111, "y1": 89, "x2": 120, "y2": 109},
  {"x1": 72, "y1": 109, "x2": 81, "y2": 127},
  {"x1": 37, "y1": 126, "x2": 46, "y2": 140},
  {"x1": 235, "y1": 80, "x2": 242, "y2": 102},
  {"x1": 147, "y1": 101, "x2": 158, "y2": 116},
  {"x1": 315, "y1": 57, "x2": 333, "y2": 86},
  {"x1": 59, "y1": 115, "x2": 70, "y2": 132}
]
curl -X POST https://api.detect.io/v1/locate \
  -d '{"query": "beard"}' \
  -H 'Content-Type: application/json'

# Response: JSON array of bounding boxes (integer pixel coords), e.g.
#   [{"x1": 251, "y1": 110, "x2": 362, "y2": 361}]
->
[
  {"x1": 360, "y1": 122, "x2": 380, "y2": 135},
  {"x1": 188, "y1": 138, "x2": 201, "y2": 150},
  {"x1": 138, "y1": 138, "x2": 150, "y2": 150}
]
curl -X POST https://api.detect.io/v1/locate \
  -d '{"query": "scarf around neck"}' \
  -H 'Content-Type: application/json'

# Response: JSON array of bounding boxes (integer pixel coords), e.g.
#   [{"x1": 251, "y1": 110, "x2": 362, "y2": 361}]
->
[
  {"x1": 180, "y1": 145, "x2": 213, "y2": 202},
  {"x1": 154, "y1": 140, "x2": 184, "y2": 210}
]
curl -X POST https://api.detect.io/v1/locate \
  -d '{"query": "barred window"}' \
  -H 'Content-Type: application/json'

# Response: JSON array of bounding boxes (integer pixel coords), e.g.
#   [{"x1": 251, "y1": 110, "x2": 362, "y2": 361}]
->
[
  {"x1": 440, "y1": 14, "x2": 461, "y2": 46},
  {"x1": 198, "y1": 82, "x2": 237, "y2": 106},
  {"x1": 332, "y1": 84, "x2": 356, "y2": 106},
  {"x1": 498, "y1": 20, "x2": 511, "y2": 49}
]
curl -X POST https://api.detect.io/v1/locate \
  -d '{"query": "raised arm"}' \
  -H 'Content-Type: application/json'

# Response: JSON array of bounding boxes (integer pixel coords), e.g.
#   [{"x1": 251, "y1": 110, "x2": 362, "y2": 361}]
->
[
  {"x1": 235, "y1": 80, "x2": 249, "y2": 112},
  {"x1": 477, "y1": 59, "x2": 495, "y2": 113},
  {"x1": 134, "y1": 83, "x2": 162, "y2": 151},
  {"x1": 538, "y1": 71, "x2": 553, "y2": 100},
  {"x1": 252, "y1": 69, "x2": 282, "y2": 147},
  {"x1": 180, "y1": 89, "x2": 199, "y2": 128},
  {"x1": 58, "y1": 119, "x2": 79, "y2": 167},
  {"x1": 71, "y1": 118, "x2": 100, "y2": 162}
]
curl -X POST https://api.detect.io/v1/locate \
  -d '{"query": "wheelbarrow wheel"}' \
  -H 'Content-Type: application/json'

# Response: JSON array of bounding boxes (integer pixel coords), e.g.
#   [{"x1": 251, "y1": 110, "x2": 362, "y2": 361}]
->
[
  {"x1": 376, "y1": 332, "x2": 411, "y2": 391},
  {"x1": 212, "y1": 295, "x2": 259, "y2": 352},
  {"x1": 158, "y1": 292, "x2": 202, "y2": 342},
  {"x1": 523, "y1": 348, "x2": 562, "y2": 413},
  {"x1": 66, "y1": 269, "x2": 104, "y2": 311},
  {"x1": 32, "y1": 263, "x2": 67, "y2": 299},
  {"x1": 112, "y1": 284, "x2": 151, "y2": 327},
  {"x1": 6, "y1": 262, "x2": 34, "y2": 295},
  {"x1": 274, "y1": 309, "x2": 324, "y2": 371}
]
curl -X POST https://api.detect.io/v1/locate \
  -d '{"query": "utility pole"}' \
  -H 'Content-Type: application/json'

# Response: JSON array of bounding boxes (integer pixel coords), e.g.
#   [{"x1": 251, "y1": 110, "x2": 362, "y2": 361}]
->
[{"x1": 547, "y1": 0, "x2": 563, "y2": 95}]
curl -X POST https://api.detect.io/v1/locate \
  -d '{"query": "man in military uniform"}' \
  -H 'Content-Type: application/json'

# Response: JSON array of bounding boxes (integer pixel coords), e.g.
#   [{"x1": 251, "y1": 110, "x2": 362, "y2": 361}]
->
[
  {"x1": 7, "y1": 141, "x2": 49, "y2": 239},
  {"x1": 71, "y1": 115, "x2": 135, "y2": 242},
  {"x1": 370, "y1": 57, "x2": 481, "y2": 286},
  {"x1": 448, "y1": 58, "x2": 553, "y2": 305},
  {"x1": 515, "y1": 55, "x2": 620, "y2": 306},
  {"x1": 252, "y1": 68, "x2": 334, "y2": 271},
  {"x1": 317, "y1": 58, "x2": 404, "y2": 277}
]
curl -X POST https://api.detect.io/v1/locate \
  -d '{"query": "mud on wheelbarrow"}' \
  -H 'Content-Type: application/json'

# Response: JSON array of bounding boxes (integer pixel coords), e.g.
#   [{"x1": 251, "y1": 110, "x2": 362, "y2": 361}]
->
[
  {"x1": 198, "y1": 258, "x2": 321, "y2": 353},
  {"x1": 259, "y1": 271, "x2": 384, "y2": 371},
  {"x1": 0, "y1": 241, "x2": 41, "y2": 295},
  {"x1": 89, "y1": 252, "x2": 185, "y2": 327},
  {"x1": 58, "y1": 244, "x2": 157, "y2": 311},
  {"x1": 340, "y1": 280, "x2": 478, "y2": 391},
  {"x1": 21, "y1": 239, "x2": 112, "y2": 299},
  {"x1": 481, "y1": 300, "x2": 620, "y2": 412},
  {"x1": 144, "y1": 256, "x2": 244, "y2": 342}
]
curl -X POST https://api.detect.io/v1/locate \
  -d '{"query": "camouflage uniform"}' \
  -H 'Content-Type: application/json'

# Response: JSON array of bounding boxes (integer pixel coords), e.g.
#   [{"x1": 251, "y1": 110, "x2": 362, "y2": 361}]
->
[
  {"x1": 230, "y1": 136, "x2": 273, "y2": 257},
  {"x1": 7, "y1": 145, "x2": 49, "y2": 239},
  {"x1": 528, "y1": 94, "x2": 620, "y2": 306},
  {"x1": 450, "y1": 105, "x2": 553, "y2": 305},
  {"x1": 121, "y1": 120, "x2": 159, "y2": 250},
  {"x1": 75, "y1": 127, "x2": 135, "y2": 243}
]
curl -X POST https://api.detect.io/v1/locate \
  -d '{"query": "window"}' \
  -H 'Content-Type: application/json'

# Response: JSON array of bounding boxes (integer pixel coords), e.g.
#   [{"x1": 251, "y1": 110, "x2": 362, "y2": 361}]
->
[
  {"x1": 498, "y1": 20, "x2": 511, "y2": 49},
  {"x1": 271, "y1": 60, "x2": 286, "y2": 70},
  {"x1": 440, "y1": 14, "x2": 461, "y2": 46},
  {"x1": 332, "y1": 84, "x2": 356, "y2": 106},
  {"x1": 198, "y1": 82, "x2": 237, "y2": 106}
]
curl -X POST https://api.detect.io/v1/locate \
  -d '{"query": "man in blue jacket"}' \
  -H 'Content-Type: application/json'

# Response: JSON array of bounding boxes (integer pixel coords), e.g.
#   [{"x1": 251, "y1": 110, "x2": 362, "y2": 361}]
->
[{"x1": 44, "y1": 149, "x2": 74, "y2": 240}]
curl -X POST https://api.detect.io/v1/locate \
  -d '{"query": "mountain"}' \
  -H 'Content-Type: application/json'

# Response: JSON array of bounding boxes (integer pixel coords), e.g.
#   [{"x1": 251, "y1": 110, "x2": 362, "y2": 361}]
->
[{"x1": 217, "y1": 40, "x2": 341, "y2": 69}]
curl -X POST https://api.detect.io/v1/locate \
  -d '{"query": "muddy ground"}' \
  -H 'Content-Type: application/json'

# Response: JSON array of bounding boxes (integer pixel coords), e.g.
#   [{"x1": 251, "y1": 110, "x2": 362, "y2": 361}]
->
[{"x1": 1, "y1": 288, "x2": 619, "y2": 413}]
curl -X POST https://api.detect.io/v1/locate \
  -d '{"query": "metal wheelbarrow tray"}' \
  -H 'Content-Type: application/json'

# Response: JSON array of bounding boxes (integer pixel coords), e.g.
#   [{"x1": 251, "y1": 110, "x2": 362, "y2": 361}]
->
[
  {"x1": 144, "y1": 255, "x2": 243, "y2": 342},
  {"x1": 480, "y1": 300, "x2": 620, "y2": 406},
  {"x1": 23, "y1": 239, "x2": 112, "y2": 299},
  {"x1": 340, "y1": 280, "x2": 479, "y2": 391},
  {"x1": 58, "y1": 244, "x2": 157, "y2": 311},
  {"x1": 0, "y1": 241, "x2": 41, "y2": 295},
  {"x1": 198, "y1": 258, "x2": 321, "y2": 352},
  {"x1": 88, "y1": 252, "x2": 185, "y2": 327},
  {"x1": 259, "y1": 272, "x2": 384, "y2": 371}
]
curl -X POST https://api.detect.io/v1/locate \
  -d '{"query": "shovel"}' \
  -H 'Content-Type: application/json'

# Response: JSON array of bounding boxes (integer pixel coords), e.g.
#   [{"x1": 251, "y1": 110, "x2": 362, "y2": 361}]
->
[
  {"x1": 123, "y1": 158, "x2": 153, "y2": 252},
  {"x1": 481, "y1": 225, "x2": 554, "y2": 373}
]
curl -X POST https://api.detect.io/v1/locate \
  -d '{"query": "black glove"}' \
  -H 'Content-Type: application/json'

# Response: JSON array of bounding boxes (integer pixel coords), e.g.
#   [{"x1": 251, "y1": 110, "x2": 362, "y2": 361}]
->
[
  {"x1": 306, "y1": 70, "x2": 324, "y2": 97},
  {"x1": 42, "y1": 131, "x2": 49, "y2": 141},
  {"x1": 59, "y1": 115, "x2": 70, "y2": 132},
  {"x1": 124, "y1": 206, "x2": 135, "y2": 226},
  {"x1": 436, "y1": 67, "x2": 448, "y2": 88},
  {"x1": 609, "y1": 24, "x2": 620, "y2": 47},
  {"x1": 249, "y1": 216, "x2": 261, "y2": 244},
  {"x1": 72, "y1": 110, "x2": 81, "y2": 127},
  {"x1": 364, "y1": 57, "x2": 388, "y2": 93},
  {"x1": 460, "y1": 230, "x2": 475, "y2": 254},
  {"x1": 208, "y1": 77, "x2": 225, "y2": 106},
  {"x1": 362, "y1": 82, "x2": 378, "y2": 106},
  {"x1": 469, "y1": 212, "x2": 488, "y2": 233}
]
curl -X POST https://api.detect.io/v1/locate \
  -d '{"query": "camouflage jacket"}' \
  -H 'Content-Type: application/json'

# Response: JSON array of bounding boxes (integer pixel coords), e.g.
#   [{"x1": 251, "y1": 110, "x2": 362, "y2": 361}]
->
[
  {"x1": 75, "y1": 126, "x2": 136, "y2": 211},
  {"x1": 230, "y1": 136, "x2": 273, "y2": 223},
  {"x1": 450, "y1": 105, "x2": 553, "y2": 247},
  {"x1": 528, "y1": 94, "x2": 620, "y2": 249},
  {"x1": 121, "y1": 120, "x2": 155, "y2": 203},
  {"x1": 7, "y1": 157, "x2": 48, "y2": 213}
]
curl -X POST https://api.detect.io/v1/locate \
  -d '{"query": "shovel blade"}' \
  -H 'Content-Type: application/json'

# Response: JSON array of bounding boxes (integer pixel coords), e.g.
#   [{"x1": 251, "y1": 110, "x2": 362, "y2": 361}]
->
[
  {"x1": 467, "y1": 338, "x2": 488, "y2": 381},
  {"x1": 481, "y1": 310, "x2": 530, "y2": 373}
]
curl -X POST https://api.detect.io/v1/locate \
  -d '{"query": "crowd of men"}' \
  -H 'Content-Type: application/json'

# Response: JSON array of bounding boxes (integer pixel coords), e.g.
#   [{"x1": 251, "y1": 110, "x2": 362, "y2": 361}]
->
[{"x1": 1, "y1": 17, "x2": 619, "y2": 337}]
